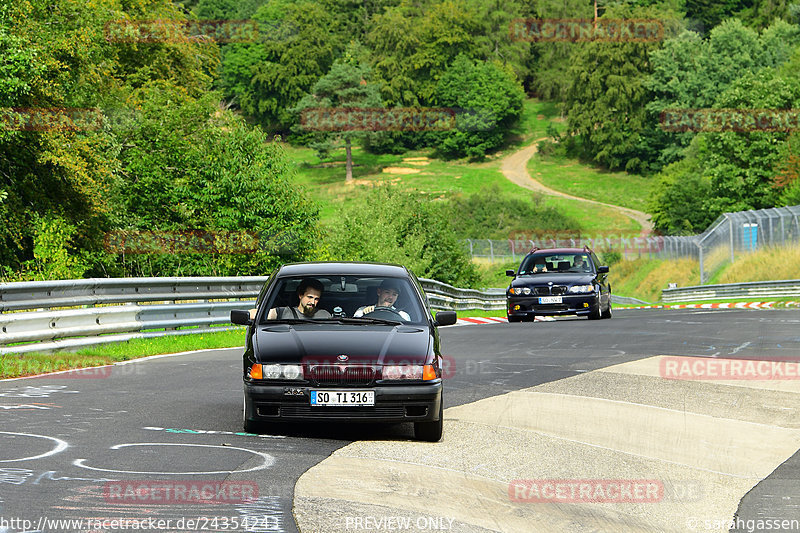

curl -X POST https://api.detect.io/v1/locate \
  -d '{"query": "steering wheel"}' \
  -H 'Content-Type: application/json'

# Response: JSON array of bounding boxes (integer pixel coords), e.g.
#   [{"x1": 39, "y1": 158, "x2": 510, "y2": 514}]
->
[{"x1": 364, "y1": 306, "x2": 406, "y2": 320}]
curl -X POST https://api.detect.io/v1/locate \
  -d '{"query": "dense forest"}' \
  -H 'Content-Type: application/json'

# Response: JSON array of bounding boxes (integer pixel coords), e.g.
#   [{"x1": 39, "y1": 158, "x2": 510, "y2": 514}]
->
[{"x1": 2, "y1": 0, "x2": 799, "y2": 286}]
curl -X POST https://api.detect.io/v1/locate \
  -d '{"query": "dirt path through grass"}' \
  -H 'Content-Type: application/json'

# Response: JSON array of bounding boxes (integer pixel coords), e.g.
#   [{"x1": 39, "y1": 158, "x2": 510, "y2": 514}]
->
[{"x1": 500, "y1": 138, "x2": 654, "y2": 235}]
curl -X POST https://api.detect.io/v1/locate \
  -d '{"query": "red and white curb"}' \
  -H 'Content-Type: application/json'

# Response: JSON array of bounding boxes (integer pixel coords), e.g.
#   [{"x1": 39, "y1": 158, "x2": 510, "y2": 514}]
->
[
  {"x1": 453, "y1": 316, "x2": 556, "y2": 326},
  {"x1": 618, "y1": 301, "x2": 800, "y2": 310}
]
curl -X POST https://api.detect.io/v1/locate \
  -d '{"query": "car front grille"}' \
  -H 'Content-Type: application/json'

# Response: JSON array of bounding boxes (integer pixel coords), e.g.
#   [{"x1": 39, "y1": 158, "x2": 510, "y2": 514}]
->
[
  {"x1": 308, "y1": 365, "x2": 375, "y2": 386},
  {"x1": 532, "y1": 286, "x2": 567, "y2": 295}
]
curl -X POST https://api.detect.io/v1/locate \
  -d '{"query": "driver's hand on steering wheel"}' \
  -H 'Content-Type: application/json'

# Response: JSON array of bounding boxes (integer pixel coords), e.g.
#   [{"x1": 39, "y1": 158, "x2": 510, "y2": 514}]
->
[{"x1": 361, "y1": 305, "x2": 375, "y2": 314}]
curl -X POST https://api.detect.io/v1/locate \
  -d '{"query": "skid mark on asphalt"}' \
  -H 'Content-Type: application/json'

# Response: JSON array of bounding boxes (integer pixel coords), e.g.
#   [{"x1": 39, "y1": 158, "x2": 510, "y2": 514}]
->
[{"x1": 293, "y1": 355, "x2": 800, "y2": 532}]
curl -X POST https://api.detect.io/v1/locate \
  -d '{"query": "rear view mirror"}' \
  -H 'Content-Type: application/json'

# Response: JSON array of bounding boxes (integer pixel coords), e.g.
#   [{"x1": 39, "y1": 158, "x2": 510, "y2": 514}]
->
[
  {"x1": 597, "y1": 266, "x2": 609, "y2": 273},
  {"x1": 434, "y1": 311, "x2": 457, "y2": 327},
  {"x1": 506, "y1": 269, "x2": 516, "y2": 277},
  {"x1": 231, "y1": 309, "x2": 254, "y2": 326}
]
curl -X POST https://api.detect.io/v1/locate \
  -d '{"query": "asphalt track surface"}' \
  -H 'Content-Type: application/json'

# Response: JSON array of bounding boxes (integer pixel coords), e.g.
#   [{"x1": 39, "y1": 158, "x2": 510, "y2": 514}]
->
[{"x1": 0, "y1": 308, "x2": 798, "y2": 532}]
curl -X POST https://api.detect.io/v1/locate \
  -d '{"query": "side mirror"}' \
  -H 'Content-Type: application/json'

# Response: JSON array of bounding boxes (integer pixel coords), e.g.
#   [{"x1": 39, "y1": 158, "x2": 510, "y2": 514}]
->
[
  {"x1": 506, "y1": 269, "x2": 516, "y2": 277},
  {"x1": 597, "y1": 266, "x2": 609, "y2": 274},
  {"x1": 231, "y1": 309, "x2": 254, "y2": 326},
  {"x1": 434, "y1": 311, "x2": 457, "y2": 327}
]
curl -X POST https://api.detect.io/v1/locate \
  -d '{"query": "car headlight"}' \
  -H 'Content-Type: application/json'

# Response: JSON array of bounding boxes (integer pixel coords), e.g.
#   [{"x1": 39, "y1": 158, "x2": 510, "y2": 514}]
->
[
  {"x1": 508, "y1": 287, "x2": 532, "y2": 295},
  {"x1": 568, "y1": 284, "x2": 594, "y2": 294},
  {"x1": 250, "y1": 363, "x2": 304, "y2": 380},
  {"x1": 382, "y1": 364, "x2": 438, "y2": 380}
]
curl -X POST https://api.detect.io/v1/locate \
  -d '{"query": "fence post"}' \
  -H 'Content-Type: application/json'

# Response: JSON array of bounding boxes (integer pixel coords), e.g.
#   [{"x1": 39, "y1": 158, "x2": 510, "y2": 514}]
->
[
  {"x1": 488, "y1": 239, "x2": 494, "y2": 262},
  {"x1": 729, "y1": 216, "x2": 735, "y2": 263},
  {"x1": 698, "y1": 241, "x2": 705, "y2": 284}
]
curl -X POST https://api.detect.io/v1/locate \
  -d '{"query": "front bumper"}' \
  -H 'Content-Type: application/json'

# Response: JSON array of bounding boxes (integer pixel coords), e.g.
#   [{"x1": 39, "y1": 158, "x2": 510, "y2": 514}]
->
[
  {"x1": 506, "y1": 294, "x2": 599, "y2": 318},
  {"x1": 244, "y1": 381, "x2": 442, "y2": 423}
]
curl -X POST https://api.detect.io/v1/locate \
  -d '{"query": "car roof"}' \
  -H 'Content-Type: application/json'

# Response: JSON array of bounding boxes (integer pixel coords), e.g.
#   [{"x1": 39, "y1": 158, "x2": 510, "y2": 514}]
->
[
  {"x1": 276, "y1": 261, "x2": 411, "y2": 277},
  {"x1": 526, "y1": 248, "x2": 590, "y2": 255}
]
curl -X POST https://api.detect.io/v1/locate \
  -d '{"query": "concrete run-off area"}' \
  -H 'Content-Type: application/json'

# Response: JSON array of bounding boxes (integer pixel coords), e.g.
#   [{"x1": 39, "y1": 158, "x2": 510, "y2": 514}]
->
[{"x1": 293, "y1": 355, "x2": 800, "y2": 532}]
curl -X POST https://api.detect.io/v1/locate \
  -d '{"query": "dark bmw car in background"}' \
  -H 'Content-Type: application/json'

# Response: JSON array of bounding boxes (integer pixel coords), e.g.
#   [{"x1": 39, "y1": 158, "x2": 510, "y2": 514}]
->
[
  {"x1": 505, "y1": 247, "x2": 612, "y2": 322},
  {"x1": 230, "y1": 262, "x2": 457, "y2": 441}
]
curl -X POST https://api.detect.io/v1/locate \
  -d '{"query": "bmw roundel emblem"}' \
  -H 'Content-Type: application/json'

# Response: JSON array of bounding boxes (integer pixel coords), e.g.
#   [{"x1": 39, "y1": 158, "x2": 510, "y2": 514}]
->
[
  {"x1": 548, "y1": 281, "x2": 553, "y2": 285},
  {"x1": 337, "y1": 354, "x2": 349, "y2": 362}
]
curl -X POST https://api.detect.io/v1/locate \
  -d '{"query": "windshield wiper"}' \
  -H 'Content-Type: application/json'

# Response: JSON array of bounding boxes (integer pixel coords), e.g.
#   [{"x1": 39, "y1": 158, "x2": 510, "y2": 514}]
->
[
  {"x1": 261, "y1": 318, "x2": 324, "y2": 325},
  {"x1": 317, "y1": 317, "x2": 403, "y2": 326}
]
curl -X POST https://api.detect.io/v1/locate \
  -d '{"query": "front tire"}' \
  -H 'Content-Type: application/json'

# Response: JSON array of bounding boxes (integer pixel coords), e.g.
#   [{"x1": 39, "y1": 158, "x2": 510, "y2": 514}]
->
[
  {"x1": 507, "y1": 315, "x2": 523, "y2": 323},
  {"x1": 414, "y1": 397, "x2": 443, "y2": 442},
  {"x1": 601, "y1": 301, "x2": 612, "y2": 319}
]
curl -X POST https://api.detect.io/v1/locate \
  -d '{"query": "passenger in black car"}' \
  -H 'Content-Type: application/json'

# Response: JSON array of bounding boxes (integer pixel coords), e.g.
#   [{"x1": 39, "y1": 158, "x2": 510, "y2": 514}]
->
[{"x1": 266, "y1": 278, "x2": 332, "y2": 320}]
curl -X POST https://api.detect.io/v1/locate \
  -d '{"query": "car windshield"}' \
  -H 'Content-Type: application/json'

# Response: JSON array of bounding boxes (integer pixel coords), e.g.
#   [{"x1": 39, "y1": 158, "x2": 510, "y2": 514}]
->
[
  {"x1": 259, "y1": 275, "x2": 426, "y2": 324},
  {"x1": 519, "y1": 254, "x2": 593, "y2": 274}
]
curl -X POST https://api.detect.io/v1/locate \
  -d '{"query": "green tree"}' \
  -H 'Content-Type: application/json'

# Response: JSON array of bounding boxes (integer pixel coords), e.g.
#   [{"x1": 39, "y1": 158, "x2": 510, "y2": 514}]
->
[
  {"x1": 366, "y1": 0, "x2": 483, "y2": 106},
  {"x1": 644, "y1": 19, "x2": 800, "y2": 171},
  {"x1": 292, "y1": 58, "x2": 383, "y2": 182},
  {"x1": 564, "y1": 37, "x2": 654, "y2": 171},
  {"x1": 466, "y1": 0, "x2": 532, "y2": 86},
  {"x1": 432, "y1": 55, "x2": 525, "y2": 160},
  {"x1": 773, "y1": 131, "x2": 800, "y2": 206},
  {"x1": 701, "y1": 69, "x2": 800, "y2": 214},
  {"x1": 107, "y1": 82, "x2": 320, "y2": 276},
  {"x1": 648, "y1": 143, "x2": 713, "y2": 234},
  {"x1": 526, "y1": 0, "x2": 593, "y2": 101},
  {"x1": 223, "y1": 0, "x2": 343, "y2": 131}
]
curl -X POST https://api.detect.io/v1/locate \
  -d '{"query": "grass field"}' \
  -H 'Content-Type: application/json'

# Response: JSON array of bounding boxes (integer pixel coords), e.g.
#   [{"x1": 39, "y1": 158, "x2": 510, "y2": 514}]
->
[
  {"x1": 528, "y1": 154, "x2": 656, "y2": 213},
  {"x1": 285, "y1": 100, "x2": 644, "y2": 236}
]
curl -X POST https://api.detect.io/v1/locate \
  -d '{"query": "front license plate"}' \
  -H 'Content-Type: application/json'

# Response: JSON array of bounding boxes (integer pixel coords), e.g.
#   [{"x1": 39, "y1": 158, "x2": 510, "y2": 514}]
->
[
  {"x1": 310, "y1": 390, "x2": 375, "y2": 406},
  {"x1": 539, "y1": 296, "x2": 562, "y2": 304}
]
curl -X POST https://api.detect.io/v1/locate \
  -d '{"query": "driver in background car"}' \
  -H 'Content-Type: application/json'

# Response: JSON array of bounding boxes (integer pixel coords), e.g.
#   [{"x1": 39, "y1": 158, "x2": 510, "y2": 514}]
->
[
  {"x1": 261, "y1": 278, "x2": 332, "y2": 320},
  {"x1": 353, "y1": 279, "x2": 411, "y2": 321},
  {"x1": 570, "y1": 256, "x2": 590, "y2": 272}
]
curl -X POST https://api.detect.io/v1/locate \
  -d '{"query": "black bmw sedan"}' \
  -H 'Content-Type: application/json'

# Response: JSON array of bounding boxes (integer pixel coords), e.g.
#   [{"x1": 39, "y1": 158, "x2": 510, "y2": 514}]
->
[
  {"x1": 230, "y1": 262, "x2": 457, "y2": 441},
  {"x1": 505, "y1": 247, "x2": 612, "y2": 322}
]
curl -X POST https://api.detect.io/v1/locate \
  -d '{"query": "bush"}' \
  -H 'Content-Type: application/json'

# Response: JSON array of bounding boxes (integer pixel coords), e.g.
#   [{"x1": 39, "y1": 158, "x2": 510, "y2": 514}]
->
[
  {"x1": 432, "y1": 56, "x2": 525, "y2": 160},
  {"x1": 446, "y1": 184, "x2": 580, "y2": 240},
  {"x1": 324, "y1": 187, "x2": 481, "y2": 288}
]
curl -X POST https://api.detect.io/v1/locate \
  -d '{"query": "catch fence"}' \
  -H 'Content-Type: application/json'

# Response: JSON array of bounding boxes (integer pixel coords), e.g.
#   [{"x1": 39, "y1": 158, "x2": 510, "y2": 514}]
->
[{"x1": 466, "y1": 205, "x2": 800, "y2": 283}]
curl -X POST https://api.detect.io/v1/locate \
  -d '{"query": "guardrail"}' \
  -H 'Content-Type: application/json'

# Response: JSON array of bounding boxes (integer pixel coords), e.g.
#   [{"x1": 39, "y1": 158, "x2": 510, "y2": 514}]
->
[
  {"x1": 610, "y1": 295, "x2": 653, "y2": 306},
  {"x1": 10, "y1": 275, "x2": 786, "y2": 355},
  {"x1": 0, "y1": 276, "x2": 507, "y2": 355},
  {"x1": 661, "y1": 279, "x2": 800, "y2": 303}
]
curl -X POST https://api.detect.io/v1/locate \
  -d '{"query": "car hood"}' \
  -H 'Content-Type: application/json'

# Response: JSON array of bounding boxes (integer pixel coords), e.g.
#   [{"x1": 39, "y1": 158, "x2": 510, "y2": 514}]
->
[
  {"x1": 511, "y1": 273, "x2": 595, "y2": 286},
  {"x1": 253, "y1": 324, "x2": 432, "y2": 365}
]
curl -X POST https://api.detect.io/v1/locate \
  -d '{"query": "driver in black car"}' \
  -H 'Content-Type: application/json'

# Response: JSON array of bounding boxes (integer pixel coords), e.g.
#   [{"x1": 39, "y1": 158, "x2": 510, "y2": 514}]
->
[
  {"x1": 353, "y1": 278, "x2": 411, "y2": 321},
  {"x1": 570, "y1": 255, "x2": 590, "y2": 272}
]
